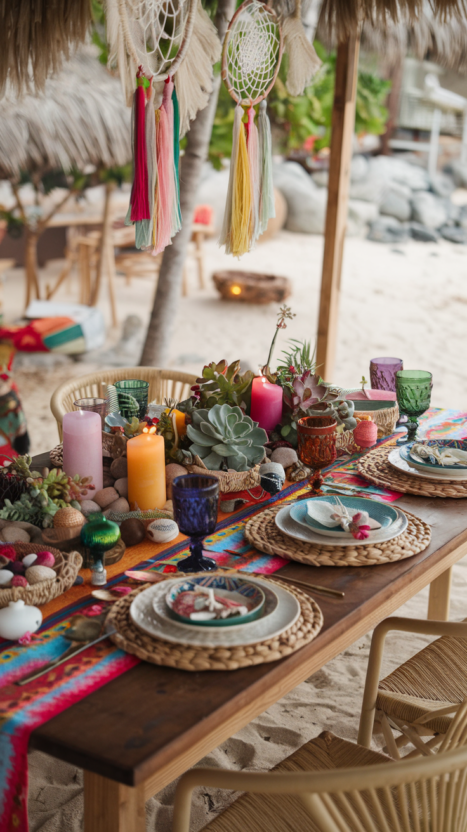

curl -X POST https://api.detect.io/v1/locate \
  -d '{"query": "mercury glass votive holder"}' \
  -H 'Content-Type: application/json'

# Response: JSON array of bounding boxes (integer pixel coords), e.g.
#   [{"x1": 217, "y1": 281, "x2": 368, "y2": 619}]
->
[
  {"x1": 172, "y1": 474, "x2": 219, "y2": 573},
  {"x1": 114, "y1": 379, "x2": 149, "y2": 421},
  {"x1": 369, "y1": 357, "x2": 403, "y2": 392},
  {"x1": 74, "y1": 398, "x2": 107, "y2": 429},
  {"x1": 395, "y1": 370, "x2": 432, "y2": 445},
  {"x1": 297, "y1": 415, "x2": 337, "y2": 496}
]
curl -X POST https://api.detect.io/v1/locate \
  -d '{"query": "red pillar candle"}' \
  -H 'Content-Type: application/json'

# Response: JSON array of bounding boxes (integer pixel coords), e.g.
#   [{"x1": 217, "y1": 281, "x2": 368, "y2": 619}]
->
[{"x1": 250, "y1": 377, "x2": 283, "y2": 431}]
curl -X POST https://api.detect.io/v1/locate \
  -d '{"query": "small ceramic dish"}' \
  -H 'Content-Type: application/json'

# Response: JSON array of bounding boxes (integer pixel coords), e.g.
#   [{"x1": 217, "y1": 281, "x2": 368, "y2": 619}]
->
[
  {"x1": 277, "y1": 503, "x2": 407, "y2": 547},
  {"x1": 165, "y1": 575, "x2": 266, "y2": 627},
  {"x1": 401, "y1": 441, "x2": 467, "y2": 473},
  {"x1": 301, "y1": 496, "x2": 398, "y2": 539},
  {"x1": 388, "y1": 448, "x2": 467, "y2": 481}
]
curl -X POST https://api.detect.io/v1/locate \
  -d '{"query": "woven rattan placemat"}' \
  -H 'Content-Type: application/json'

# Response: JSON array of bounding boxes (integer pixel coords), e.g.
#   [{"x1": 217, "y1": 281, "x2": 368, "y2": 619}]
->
[
  {"x1": 358, "y1": 446, "x2": 467, "y2": 499},
  {"x1": 107, "y1": 578, "x2": 323, "y2": 671},
  {"x1": 244, "y1": 506, "x2": 431, "y2": 567}
]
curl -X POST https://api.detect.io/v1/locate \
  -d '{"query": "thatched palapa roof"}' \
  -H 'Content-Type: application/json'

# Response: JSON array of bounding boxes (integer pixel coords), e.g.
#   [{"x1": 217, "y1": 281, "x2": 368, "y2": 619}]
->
[{"x1": 0, "y1": 50, "x2": 131, "y2": 180}]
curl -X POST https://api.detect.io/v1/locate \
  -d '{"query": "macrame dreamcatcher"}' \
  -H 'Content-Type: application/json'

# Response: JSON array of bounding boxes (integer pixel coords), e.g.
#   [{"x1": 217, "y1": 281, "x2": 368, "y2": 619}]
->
[
  {"x1": 220, "y1": 0, "x2": 282, "y2": 257},
  {"x1": 106, "y1": 0, "x2": 220, "y2": 254}
]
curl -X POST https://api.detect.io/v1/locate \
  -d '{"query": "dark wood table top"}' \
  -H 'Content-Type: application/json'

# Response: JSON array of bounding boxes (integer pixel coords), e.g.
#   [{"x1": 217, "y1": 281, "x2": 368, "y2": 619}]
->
[{"x1": 29, "y1": 452, "x2": 467, "y2": 788}]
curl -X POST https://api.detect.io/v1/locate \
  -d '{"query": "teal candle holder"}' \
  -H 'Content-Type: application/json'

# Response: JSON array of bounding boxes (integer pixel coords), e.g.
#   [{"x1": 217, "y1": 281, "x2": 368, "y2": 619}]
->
[{"x1": 80, "y1": 514, "x2": 121, "y2": 585}]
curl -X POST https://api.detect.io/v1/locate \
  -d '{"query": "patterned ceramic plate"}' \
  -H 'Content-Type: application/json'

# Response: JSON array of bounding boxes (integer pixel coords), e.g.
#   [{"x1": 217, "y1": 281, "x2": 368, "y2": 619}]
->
[
  {"x1": 401, "y1": 441, "x2": 467, "y2": 474},
  {"x1": 276, "y1": 502, "x2": 407, "y2": 547},
  {"x1": 389, "y1": 448, "x2": 467, "y2": 481},
  {"x1": 165, "y1": 576, "x2": 266, "y2": 627},
  {"x1": 130, "y1": 578, "x2": 300, "y2": 648},
  {"x1": 297, "y1": 496, "x2": 398, "y2": 539}
]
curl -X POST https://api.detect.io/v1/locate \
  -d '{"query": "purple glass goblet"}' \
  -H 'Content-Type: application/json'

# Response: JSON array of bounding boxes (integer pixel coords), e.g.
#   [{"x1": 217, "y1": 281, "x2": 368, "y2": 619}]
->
[
  {"x1": 369, "y1": 357, "x2": 403, "y2": 393},
  {"x1": 172, "y1": 474, "x2": 219, "y2": 573}
]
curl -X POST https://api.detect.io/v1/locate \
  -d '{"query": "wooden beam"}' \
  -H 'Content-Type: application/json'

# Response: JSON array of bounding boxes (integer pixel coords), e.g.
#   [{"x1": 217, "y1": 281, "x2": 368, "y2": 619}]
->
[
  {"x1": 316, "y1": 34, "x2": 360, "y2": 380},
  {"x1": 84, "y1": 771, "x2": 145, "y2": 832}
]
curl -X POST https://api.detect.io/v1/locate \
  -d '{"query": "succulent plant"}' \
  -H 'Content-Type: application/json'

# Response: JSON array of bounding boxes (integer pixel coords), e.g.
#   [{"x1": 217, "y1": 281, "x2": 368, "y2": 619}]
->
[
  {"x1": 191, "y1": 360, "x2": 254, "y2": 411},
  {"x1": 278, "y1": 371, "x2": 357, "y2": 445},
  {"x1": 0, "y1": 456, "x2": 91, "y2": 525},
  {"x1": 0, "y1": 492, "x2": 60, "y2": 528},
  {"x1": 186, "y1": 404, "x2": 268, "y2": 472}
]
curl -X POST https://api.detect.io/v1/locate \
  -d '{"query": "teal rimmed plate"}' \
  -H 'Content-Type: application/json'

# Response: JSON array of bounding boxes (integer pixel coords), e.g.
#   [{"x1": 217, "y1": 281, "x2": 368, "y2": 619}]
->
[
  {"x1": 165, "y1": 576, "x2": 265, "y2": 627},
  {"x1": 279, "y1": 502, "x2": 407, "y2": 546},
  {"x1": 296, "y1": 496, "x2": 398, "y2": 539},
  {"x1": 401, "y1": 441, "x2": 467, "y2": 475}
]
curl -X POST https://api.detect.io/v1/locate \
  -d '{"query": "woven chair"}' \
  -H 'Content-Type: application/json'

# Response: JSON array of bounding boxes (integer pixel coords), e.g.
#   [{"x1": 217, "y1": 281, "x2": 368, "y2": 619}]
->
[
  {"x1": 358, "y1": 616, "x2": 467, "y2": 759},
  {"x1": 173, "y1": 701, "x2": 467, "y2": 832},
  {"x1": 50, "y1": 367, "x2": 196, "y2": 440}
]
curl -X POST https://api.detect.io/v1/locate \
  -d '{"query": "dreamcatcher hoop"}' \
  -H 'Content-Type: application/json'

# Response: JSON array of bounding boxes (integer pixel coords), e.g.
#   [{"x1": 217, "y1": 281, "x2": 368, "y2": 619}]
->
[
  {"x1": 117, "y1": 0, "x2": 197, "y2": 81},
  {"x1": 221, "y1": 0, "x2": 283, "y2": 107}
]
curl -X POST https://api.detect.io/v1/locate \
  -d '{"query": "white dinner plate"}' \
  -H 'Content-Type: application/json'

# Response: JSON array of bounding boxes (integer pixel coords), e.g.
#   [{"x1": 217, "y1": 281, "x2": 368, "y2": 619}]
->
[
  {"x1": 275, "y1": 502, "x2": 408, "y2": 547},
  {"x1": 388, "y1": 448, "x2": 467, "y2": 482},
  {"x1": 130, "y1": 577, "x2": 301, "y2": 648}
]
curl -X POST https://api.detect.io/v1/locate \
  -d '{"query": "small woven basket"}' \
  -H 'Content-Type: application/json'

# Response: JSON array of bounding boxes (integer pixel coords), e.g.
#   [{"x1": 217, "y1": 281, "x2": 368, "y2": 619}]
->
[
  {"x1": 0, "y1": 544, "x2": 82, "y2": 608},
  {"x1": 185, "y1": 456, "x2": 261, "y2": 493}
]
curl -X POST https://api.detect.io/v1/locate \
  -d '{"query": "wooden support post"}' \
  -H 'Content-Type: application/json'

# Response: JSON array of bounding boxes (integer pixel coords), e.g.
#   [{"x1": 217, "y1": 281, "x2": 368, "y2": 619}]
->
[
  {"x1": 84, "y1": 771, "x2": 145, "y2": 832},
  {"x1": 428, "y1": 567, "x2": 452, "y2": 621},
  {"x1": 316, "y1": 34, "x2": 360, "y2": 380}
]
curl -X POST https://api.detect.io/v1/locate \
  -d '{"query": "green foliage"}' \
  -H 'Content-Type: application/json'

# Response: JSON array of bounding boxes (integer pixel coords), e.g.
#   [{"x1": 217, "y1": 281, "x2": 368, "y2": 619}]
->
[
  {"x1": 192, "y1": 360, "x2": 254, "y2": 412},
  {"x1": 187, "y1": 404, "x2": 268, "y2": 471},
  {"x1": 209, "y1": 41, "x2": 391, "y2": 163},
  {"x1": 275, "y1": 339, "x2": 317, "y2": 387}
]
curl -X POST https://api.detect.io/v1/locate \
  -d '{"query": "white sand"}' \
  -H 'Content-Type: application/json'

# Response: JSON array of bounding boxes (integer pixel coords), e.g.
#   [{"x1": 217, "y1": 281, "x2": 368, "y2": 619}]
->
[{"x1": 2, "y1": 230, "x2": 465, "y2": 828}]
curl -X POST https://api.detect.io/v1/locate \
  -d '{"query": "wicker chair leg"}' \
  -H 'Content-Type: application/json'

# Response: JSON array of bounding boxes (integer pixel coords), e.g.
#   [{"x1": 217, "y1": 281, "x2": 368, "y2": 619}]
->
[{"x1": 380, "y1": 713, "x2": 401, "y2": 760}]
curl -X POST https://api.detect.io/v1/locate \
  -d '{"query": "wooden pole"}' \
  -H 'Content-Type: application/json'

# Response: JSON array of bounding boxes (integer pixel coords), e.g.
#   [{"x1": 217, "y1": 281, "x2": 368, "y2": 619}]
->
[{"x1": 316, "y1": 34, "x2": 360, "y2": 380}]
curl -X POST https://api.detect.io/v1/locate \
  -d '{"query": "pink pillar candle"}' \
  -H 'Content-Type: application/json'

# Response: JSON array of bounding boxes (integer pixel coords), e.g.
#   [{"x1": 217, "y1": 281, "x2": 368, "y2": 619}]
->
[
  {"x1": 250, "y1": 376, "x2": 283, "y2": 431},
  {"x1": 62, "y1": 411, "x2": 103, "y2": 493}
]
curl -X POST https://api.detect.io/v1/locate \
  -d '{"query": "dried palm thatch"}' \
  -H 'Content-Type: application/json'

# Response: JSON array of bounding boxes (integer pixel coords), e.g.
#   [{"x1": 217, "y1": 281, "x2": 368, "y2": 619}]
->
[
  {"x1": 0, "y1": 49, "x2": 131, "y2": 179},
  {"x1": 0, "y1": 0, "x2": 92, "y2": 97},
  {"x1": 318, "y1": 0, "x2": 467, "y2": 43}
]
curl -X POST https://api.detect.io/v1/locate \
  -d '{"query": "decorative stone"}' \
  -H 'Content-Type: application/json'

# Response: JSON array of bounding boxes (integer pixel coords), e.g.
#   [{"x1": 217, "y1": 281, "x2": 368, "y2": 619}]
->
[
  {"x1": 379, "y1": 189, "x2": 411, "y2": 222},
  {"x1": 25, "y1": 565, "x2": 56, "y2": 585},
  {"x1": 22, "y1": 553, "x2": 38, "y2": 568},
  {"x1": 81, "y1": 500, "x2": 102, "y2": 517},
  {"x1": 53, "y1": 507, "x2": 85, "y2": 529},
  {"x1": 286, "y1": 462, "x2": 311, "y2": 482},
  {"x1": 104, "y1": 497, "x2": 130, "y2": 516},
  {"x1": 12, "y1": 575, "x2": 28, "y2": 588},
  {"x1": 0, "y1": 600, "x2": 42, "y2": 641},
  {"x1": 93, "y1": 487, "x2": 119, "y2": 509},
  {"x1": 147, "y1": 518, "x2": 179, "y2": 544},
  {"x1": 260, "y1": 461, "x2": 286, "y2": 495},
  {"x1": 114, "y1": 477, "x2": 128, "y2": 498},
  {"x1": 408, "y1": 222, "x2": 438, "y2": 243},
  {"x1": 35, "y1": 551, "x2": 55, "y2": 568},
  {"x1": 110, "y1": 456, "x2": 128, "y2": 480},
  {"x1": 271, "y1": 447, "x2": 298, "y2": 468},
  {"x1": 368, "y1": 217, "x2": 409, "y2": 243},
  {"x1": 440, "y1": 225, "x2": 467, "y2": 244},
  {"x1": 103, "y1": 472, "x2": 116, "y2": 488},
  {"x1": 1, "y1": 526, "x2": 30, "y2": 543},
  {"x1": 120, "y1": 518, "x2": 146, "y2": 546},
  {"x1": 0, "y1": 570, "x2": 13, "y2": 586},
  {"x1": 411, "y1": 192, "x2": 447, "y2": 229},
  {"x1": 165, "y1": 463, "x2": 188, "y2": 500}
]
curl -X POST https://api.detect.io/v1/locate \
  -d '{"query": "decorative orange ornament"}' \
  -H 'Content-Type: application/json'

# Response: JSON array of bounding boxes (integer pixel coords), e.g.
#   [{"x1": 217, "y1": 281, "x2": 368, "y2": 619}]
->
[{"x1": 353, "y1": 420, "x2": 378, "y2": 449}]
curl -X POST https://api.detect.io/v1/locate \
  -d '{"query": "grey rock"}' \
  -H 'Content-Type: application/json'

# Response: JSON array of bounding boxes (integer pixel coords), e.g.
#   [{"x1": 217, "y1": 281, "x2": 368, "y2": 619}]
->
[
  {"x1": 430, "y1": 173, "x2": 455, "y2": 198},
  {"x1": 385, "y1": 181, "x2": 412, "y2": 201},
  {"x1": 81, "y1": 499, "x2": 102, "y2": 517},
  {"x1": 368, "y1": 155, "x2": 430, "y2": 192},
  {"x1": 311, "y1": 170, "x2": 329, "y2": 188},
  {"x1": 457, "y1": 205, "x2": 467, "y2": 229},
  {"x1": 350, "y1": 174, "x2": 386, "y2": 204},
  {"x1": 408, "y1": 222, "x2": 438, "y2": 243},
  {"x1": 350, "y1": 155, "x2": 369, "y2": 182},
  {"x1": 411, "y1": 192, "x2": 447, "y2": 229},
  {"x1": 367, "y1": 217, "x2": 409, "y2": 243},
  {"x1": 273, "y1": 163, "x2": 327, "y2": 234},
  {"x1": 380, "y1": 190, "x2": 411, "y2": 222},
  {"x1": 447, "y1": 160, "x2": 467, "y2": 188},
  {"x1": 271, "y1": 447, "x2": 298, "y2": 467},
  {"x1": 348, "y1": 199, "x2": 379, "y2": 227},
  {"x1": 114, "y1": 477, "x2": 128, "y2": 498},
  {"x1": 440, "y1": 225, "x2": 467, "y2": 244}
]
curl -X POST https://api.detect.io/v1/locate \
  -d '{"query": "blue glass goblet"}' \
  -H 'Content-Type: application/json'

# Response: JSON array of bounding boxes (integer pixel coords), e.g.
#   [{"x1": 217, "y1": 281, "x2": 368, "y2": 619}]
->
[{"x1": 172, "y1": 475, "x2": 219, "y2": 573}]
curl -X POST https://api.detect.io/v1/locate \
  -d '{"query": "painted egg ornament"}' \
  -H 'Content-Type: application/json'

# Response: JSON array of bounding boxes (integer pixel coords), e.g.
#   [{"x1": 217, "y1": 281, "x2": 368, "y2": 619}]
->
[
  {"x1": 12, "y1": 576, "x2": 28, "y2": 588},
  {"x1": 0, "y1": 546, "x2": 17, "y2": 561},
  {"x1": 22, "y1": 553, "x2": 38, "y2": 568},
  {"x1": 0, "y1": 599, "x2": 42, "y2": 641},
  {"x1": 0, "y1": 570, "x2": 13, "y2": 586},
  {"x1": 35, "y1": 551, "x2": 55, "y2": 568},
  {"x1": 147, "y1": 519, "x2": 179, "y2": 544},
  {"x1": 25, "y1": 565, "x2": 56, "y2": 585}
]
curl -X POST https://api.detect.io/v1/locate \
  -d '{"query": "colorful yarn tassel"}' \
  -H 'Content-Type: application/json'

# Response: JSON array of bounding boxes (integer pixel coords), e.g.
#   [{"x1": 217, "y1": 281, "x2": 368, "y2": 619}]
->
[
  {"x1": 172, "y1": 85, "x2": 182, "y2": 236},
  {"x1": 258, "y1": 100, "x2": 275, "y2": 236},
  {"x1": 130, "y1": 78, "x2": 150, "y2": 222},
  {"x1": 219, "y1": 104, "x2": 252, "y2": 257},
  {"x1": 136, "y1": 82, "x2": 157, "y2": 249},
  {"x1": 153, "y1": 79, "x2": 178, "y2": 255},
  {"x1": 247, "y1": 106, "x2": 260, "y2": 244}
]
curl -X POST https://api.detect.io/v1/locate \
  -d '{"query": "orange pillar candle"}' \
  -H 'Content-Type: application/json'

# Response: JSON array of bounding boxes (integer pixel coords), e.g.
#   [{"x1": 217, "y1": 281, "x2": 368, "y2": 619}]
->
[{"x1": 127, "y1": 433, "x2": 166, "y2": 511}]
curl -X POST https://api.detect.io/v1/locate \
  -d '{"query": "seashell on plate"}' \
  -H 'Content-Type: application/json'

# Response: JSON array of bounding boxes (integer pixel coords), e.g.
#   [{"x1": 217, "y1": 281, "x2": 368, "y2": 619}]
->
[{"x1": 147, "y1": 518, "x2": 179, "y2": 544}]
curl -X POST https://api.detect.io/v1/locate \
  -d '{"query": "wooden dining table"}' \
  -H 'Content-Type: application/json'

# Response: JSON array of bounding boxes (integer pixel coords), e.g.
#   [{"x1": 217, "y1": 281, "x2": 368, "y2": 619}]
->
[{"x1": 27, "y1": 453, "x2": 467, "y2": 832}]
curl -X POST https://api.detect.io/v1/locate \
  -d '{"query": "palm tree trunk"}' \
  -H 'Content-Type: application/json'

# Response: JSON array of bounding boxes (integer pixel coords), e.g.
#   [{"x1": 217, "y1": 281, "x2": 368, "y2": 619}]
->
[{"x1": 139, "y1": 0, "x2": 235, "y2": 367}]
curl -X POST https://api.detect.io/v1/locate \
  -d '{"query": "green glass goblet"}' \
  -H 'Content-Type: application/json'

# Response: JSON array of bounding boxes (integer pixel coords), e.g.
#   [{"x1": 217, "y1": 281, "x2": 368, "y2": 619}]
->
[{"x1": 395, "y1": 370, "x2": 432, "y2": 446}]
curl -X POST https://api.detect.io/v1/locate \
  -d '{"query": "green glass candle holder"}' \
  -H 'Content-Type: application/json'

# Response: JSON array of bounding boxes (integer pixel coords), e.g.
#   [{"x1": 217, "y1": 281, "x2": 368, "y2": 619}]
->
[
  {"x1": 114, "y1": 379, "x2": 149, "y2": 421},
  {"x1": 395, "y1": 370, "x2": 432, "y2": 445},
  {"x1": 80, "y1": 514, "x2": 121, "y2": 585}
]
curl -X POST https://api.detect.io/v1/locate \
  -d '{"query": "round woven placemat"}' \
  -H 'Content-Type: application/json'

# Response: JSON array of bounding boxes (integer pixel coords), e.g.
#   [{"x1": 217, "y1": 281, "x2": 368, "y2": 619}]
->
[
  {"x1": 107, "y1": 578, "x2": 323, "y2": 671},
  {"x1": 244, "y1": 505, "x2": 431, "y2": 567},
  {"x1": 358, "y1": 446, "x2": 467, "y2": 499}
]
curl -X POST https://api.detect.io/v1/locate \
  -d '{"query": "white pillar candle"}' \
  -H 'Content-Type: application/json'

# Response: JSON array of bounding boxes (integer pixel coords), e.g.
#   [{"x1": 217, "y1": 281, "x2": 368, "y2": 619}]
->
[{"x1": 62, "y1": 411, "x2": 103, "y2": 493}]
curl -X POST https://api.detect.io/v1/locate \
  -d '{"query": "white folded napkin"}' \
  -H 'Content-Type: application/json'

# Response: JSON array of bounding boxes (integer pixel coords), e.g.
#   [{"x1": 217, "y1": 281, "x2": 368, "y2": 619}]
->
[
  {"x1": 306, "y1": 501, "x2": 381, "y2": 531},
  {"x1": 412, "y1": 443, "x2": 467, "y2": 467}
]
